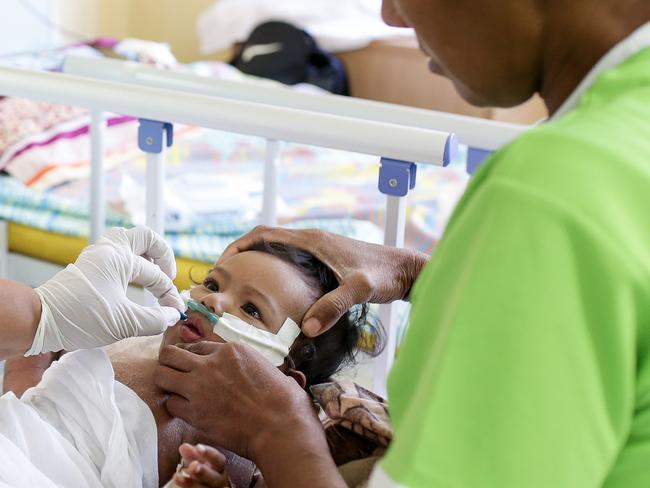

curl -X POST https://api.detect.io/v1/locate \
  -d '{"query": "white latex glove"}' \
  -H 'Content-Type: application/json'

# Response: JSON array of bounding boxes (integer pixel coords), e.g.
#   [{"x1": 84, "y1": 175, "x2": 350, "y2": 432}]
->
[{"x1": 25, "y1": 226, "x2": 185, "y2": 355}]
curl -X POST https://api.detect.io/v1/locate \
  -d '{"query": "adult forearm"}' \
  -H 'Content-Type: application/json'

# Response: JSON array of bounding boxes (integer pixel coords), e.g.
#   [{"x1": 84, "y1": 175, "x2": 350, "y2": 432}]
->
[
  {"x1": 253, "y1": 423, "x2": 347, "y2": 488},
  {"x1": 0, "y1": 280, "x2": 41, "y2": 360},
  {"x1": 3, "y1": 352, "x2": 57, "y2": 396}
]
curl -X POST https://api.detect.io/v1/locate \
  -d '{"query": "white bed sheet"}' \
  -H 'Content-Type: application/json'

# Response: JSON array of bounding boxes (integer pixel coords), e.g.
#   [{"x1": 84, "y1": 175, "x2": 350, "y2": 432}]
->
[{"x1": 0, "y1": 349, "x2": 157, "y2": 488}]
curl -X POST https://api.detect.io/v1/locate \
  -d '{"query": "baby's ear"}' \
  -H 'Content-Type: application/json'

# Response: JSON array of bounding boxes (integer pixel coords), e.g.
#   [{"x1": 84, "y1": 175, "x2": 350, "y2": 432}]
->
[{"x1": 285, "y1": 368, "x2": 307, "y2": 390}]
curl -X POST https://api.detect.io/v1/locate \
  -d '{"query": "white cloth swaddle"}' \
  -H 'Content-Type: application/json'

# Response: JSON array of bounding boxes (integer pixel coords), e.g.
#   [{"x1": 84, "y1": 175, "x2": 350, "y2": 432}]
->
[{"x1": 0, "y1": 349, "x2": 157, "y2": 488}]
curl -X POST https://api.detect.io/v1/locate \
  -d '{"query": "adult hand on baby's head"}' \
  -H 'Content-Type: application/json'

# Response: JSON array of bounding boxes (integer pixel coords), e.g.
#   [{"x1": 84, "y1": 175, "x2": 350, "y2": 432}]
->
[
  {"x1": 217, "y1": 226, "x2": 429, "y2": 336},
  {"x1": 155, "y1": 341, "x2": 325, "y2": 462}
]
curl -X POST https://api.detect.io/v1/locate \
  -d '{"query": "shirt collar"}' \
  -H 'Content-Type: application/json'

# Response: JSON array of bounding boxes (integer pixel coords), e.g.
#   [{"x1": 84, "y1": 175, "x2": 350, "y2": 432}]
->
[{"x1": 550, "y1": 21, "x2": 650, "y2": 120}]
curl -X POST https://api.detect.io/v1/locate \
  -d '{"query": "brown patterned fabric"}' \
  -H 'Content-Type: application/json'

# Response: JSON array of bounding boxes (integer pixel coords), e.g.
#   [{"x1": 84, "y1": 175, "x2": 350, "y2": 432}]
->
[{"x1": 311, "y1": 380, "x2": 392, "y2": 467}]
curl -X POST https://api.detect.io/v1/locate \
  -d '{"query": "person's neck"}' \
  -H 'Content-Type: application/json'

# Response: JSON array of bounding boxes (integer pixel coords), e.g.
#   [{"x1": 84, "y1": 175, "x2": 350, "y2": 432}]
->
[{"x1": 539, "y1": 2, "x2": 650, "y2": 115}]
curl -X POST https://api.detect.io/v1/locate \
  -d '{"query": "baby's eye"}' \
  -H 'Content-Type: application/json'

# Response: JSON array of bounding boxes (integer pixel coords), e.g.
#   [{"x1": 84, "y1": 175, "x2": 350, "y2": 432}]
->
[
  {"x1": 242, "y1": 303, "x2": 261, "y2": 321},
  {"x1": 202, "y1": 277, "x2": 219, "y2": 292}
]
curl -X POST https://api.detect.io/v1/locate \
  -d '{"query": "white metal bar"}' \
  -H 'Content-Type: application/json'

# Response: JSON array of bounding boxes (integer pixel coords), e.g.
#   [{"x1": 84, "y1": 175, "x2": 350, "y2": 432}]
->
[
  {"x1": 144, "y1": 139, "x2": 167, "y2": 307},
  {"x1": 260, "y1": 139, "x2": 280, "y2": 226},
  {"x1": 145, "y1": 149, "x2": 166, "y2": 236},
  {"x1": 384, "y1": 195, "x2": 407, "y2": 248},
  {"x1": 64, "y1": 56, "x2": 528, "y2": 151},
  {"x1": 89, "y1": 111, "x2": 106, "y2": 243},
  {"x1": 0, "y1": 67, "x2": 451, "y2": 166},
  {"x1": 374, "y1": 195, "x2": 409, "y2": 396}
]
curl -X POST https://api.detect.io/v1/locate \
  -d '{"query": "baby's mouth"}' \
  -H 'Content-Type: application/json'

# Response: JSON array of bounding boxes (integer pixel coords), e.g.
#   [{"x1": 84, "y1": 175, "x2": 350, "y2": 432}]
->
[{"x1": 179, "y1": 315, "x2": 206, "y2": 343}]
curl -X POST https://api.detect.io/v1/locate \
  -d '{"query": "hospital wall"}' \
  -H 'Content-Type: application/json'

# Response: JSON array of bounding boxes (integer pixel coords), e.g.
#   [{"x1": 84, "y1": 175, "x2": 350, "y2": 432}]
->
[{"x1": 59, "y1": 0, "x2": 218, "y2": 62}]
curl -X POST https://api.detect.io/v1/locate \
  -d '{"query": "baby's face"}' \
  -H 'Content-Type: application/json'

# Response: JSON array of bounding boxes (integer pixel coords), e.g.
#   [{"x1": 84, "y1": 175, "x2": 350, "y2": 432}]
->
[{"x1": 161, "y1": 251, "x2": 316, "y2": 348}]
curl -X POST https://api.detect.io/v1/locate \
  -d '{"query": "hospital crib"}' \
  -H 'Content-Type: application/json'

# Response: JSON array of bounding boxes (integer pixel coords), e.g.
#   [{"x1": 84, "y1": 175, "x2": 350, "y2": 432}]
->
[{"x1": 0, "y1": 59, "x2": 527, "y2": 395}]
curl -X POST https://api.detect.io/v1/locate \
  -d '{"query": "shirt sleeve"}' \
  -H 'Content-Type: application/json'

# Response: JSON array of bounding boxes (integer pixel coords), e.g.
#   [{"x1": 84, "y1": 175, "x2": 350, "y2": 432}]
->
[{"x1": 380, "y1": 176, "x2": 638, "y2": 487}]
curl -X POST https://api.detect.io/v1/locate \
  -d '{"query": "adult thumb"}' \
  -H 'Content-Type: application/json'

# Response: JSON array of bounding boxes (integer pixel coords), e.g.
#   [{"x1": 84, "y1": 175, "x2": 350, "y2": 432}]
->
[
  {"x1": 302, "y1": 284, "x2": 358, "y2": 337},
  {"x1": 131, "y1": 303, "x2": 183, "y2": 337}
]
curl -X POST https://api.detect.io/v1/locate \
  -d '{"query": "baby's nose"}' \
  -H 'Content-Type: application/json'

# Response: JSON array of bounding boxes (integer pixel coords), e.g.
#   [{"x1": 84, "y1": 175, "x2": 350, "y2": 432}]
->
[{"x1": 201, "y1": 293, "x2": 230, "y2": 316}]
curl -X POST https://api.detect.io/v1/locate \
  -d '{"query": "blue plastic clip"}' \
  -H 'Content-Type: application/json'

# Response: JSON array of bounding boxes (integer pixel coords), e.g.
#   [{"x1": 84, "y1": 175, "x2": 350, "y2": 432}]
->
[
  {"x1": 138, "y1": 119, "x2": 174, "y2": 154},
  {"x1": 466, "y1": 147, "x2": 493, "y2": 175},
  {"x1": 378, "y1": 158, "x2": 417, "y2": 197}
]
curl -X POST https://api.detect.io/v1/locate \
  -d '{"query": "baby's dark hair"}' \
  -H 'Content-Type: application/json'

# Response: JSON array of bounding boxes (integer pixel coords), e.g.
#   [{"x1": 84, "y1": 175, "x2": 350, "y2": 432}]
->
[{"x1": 247, "y1": 241, "x2": 383, "y2": 388}]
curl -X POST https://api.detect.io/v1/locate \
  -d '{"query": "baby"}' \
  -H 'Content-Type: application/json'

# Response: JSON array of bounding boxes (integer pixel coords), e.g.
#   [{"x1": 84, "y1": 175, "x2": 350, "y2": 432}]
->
[{"x1": 3, "y1": 241, "x2": 376, "y2": 487}]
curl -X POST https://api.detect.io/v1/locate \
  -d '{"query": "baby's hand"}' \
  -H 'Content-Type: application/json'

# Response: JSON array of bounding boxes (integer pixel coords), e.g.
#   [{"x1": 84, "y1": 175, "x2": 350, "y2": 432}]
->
[{"x1": 173, "y1": 443, "x2": 229, "y2": 488}]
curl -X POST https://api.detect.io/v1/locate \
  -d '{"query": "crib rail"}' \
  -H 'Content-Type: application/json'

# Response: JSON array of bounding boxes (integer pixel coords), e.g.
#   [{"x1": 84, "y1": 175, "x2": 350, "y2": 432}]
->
[
  {"x1": 0, "y1": 66, "x2": 452, "y2": 166},
  {"x1": 64, "y1": 56, "x2": 527, "y2": 151}
]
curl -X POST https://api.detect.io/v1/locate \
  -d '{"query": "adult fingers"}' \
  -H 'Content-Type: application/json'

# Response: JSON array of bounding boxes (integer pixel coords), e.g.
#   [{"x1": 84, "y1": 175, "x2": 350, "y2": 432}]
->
[
  {"x1": 215, "y1": 226, "x2": 270, "y2": 265},
  {"x1": 131, "y1": 256, "x2": 184, "y2": 311},
  {"x1": 216, "y1": 226, "x2": 323, "y2": 265},
  {"x1": 153, "y1": 365, "x2": 193, "y2": 398},
  {"x1": 125, "y1": 225, "x2": 178, "y2": 280},
  {"x1": 175, "y1": 341, "x2": 222, "y2": 356},
  {"x1": 129, "y1": 303, "x2": 183, "y2": 336},
  {"x1": 158, "y1": 345, "x2": 201, "y2": 372},
  {"x1": 301, "y1": 282, "x2": 368, "y2": 337}
]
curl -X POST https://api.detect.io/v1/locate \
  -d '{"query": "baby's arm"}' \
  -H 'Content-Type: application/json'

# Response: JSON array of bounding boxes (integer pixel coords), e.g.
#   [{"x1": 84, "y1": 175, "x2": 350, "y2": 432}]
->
[
  {"x1": 172, "y1": 443, "x2": 229, "y2": 488},
  {"x1": 3, "y1": 352, "x2": 59, "y2": 397}
]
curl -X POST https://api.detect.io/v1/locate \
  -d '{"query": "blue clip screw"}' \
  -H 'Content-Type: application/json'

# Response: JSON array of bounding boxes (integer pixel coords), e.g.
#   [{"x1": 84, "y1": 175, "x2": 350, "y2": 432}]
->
[
  {"x1": 378, "y1": 158, "x2": 417, "y2": 197},
  {"x1": 138, "y1": 119, "x2": 174, "y2": 154}
]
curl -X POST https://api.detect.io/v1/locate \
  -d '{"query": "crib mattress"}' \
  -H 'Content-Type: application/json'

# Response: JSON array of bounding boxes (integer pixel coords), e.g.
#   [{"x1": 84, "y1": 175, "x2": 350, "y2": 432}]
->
[{"x1": 8, "y1": 222, "x2": 212, "y2": 290}]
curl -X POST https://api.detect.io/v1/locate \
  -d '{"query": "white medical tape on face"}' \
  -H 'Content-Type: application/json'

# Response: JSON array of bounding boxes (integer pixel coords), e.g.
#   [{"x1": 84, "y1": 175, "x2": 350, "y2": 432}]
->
[
  {"x1": 180, "y1": 289, "x2": 301, "y2": 366},
  {"x1": 213, "y1": 312, "x2": 301, "y2": 366}
]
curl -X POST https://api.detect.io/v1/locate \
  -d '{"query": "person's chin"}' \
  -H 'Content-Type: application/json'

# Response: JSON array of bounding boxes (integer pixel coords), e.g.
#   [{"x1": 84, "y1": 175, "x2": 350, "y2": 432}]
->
[
  {"x1": 447, "y1": 79, "x2": 496, "y2": 107},
  {"x1": 426, "y1": 62, "x2": 488, "y2": 106}
]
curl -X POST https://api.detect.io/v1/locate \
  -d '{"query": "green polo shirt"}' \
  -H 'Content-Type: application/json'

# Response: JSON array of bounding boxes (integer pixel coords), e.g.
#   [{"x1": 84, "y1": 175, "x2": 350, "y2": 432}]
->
[{"x1": 382, "y1": 47, "x2": 650, "y2": 487}]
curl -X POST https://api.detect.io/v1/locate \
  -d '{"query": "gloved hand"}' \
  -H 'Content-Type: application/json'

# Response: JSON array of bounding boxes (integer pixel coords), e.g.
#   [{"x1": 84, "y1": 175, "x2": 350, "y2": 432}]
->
[{"x1": 25, "y1": 226, "x2": 185, "y2": 355}]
